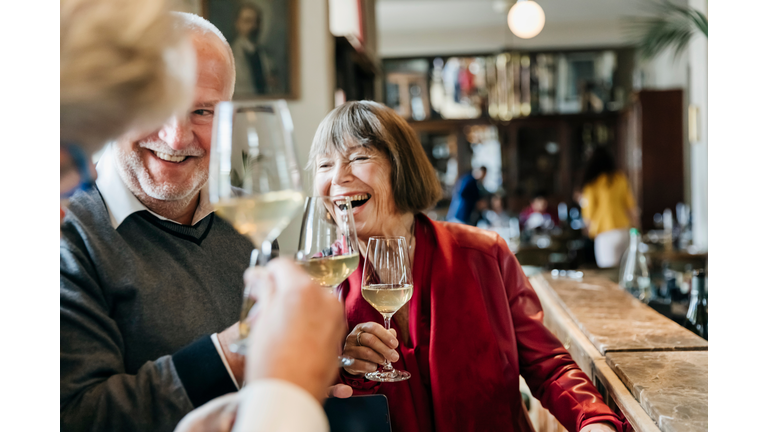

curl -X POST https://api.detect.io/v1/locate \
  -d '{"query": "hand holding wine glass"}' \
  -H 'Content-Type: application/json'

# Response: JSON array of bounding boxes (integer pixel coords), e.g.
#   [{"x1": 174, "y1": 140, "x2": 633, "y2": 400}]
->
[
  {"x1": 341, "y1": 322, "x2": 399, "y2": 376},
  {"x1": 241, "y1": 259, "x2": 347, "y2": 403},
  {"x1": 359, "y1": 236, "x2": 413, "y2": 382}
]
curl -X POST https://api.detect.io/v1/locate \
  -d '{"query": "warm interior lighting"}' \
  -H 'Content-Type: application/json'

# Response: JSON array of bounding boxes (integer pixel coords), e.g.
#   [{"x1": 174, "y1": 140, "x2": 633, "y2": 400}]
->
[{"x1": 507, "y1": 0, "x2": 546, "y2": 39}]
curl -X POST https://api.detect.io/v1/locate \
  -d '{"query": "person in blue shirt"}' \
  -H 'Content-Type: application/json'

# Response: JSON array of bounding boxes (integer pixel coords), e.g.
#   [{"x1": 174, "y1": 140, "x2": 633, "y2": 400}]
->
[{"x1": 446, "y1": 166, "x2": 487, "y2": 224}]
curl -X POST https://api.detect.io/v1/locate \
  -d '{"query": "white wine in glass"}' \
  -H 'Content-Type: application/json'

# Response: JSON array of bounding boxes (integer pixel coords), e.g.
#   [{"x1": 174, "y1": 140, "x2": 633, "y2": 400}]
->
[
  {"x1": 209, "y1": 100, "x2": 304, "y2": 353},
  {"x1": 214, "y1": 190, "x2": 304, "y2": 245},
  {"x1": 361, "y1": 236, "x2": 413, "y2": 382},
  {"x1": 361, "y1": 284, "x2": 413, "y2": 316},
  {"x1": 297, "y1": 254, "x2": 360, "y2": 292}
]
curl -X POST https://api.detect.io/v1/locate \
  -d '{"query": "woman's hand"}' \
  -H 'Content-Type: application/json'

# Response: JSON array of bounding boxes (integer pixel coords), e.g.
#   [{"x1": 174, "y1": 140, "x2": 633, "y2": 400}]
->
[
  {"x1": 579, "y1": 421, "x2": 617, "y2": 432},
  {"x1": 342, "y1": 322, "x2": 400, "y2": 375}
]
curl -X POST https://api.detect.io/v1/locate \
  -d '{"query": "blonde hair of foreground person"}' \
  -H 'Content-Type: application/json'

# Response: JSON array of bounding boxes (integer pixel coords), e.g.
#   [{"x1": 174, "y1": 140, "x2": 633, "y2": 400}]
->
[{"x1": 61, "y1": 0, "x2": 196, "y2": 153}]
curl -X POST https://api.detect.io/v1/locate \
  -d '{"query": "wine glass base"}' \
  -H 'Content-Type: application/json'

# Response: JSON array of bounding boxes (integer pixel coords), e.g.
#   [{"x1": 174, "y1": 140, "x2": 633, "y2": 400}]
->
[{"x1": 365, "y1": 369, "x2": 411, "y2": 382}]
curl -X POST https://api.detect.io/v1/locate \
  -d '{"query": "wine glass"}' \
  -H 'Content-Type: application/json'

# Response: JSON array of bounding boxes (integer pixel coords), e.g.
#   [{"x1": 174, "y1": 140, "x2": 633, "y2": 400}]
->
[
  {"x1": 209, "y1": 100, "x2": 304, "y2": 354},
  {"x1": 361, "y1": 236, "x2": 413, "y2": 382},
  {"x1": 295, "y1": 196, "x2": 360, "y2": 295},
  {"x1": 295, "y1": 196, "x2": 360, "y2": 367}
]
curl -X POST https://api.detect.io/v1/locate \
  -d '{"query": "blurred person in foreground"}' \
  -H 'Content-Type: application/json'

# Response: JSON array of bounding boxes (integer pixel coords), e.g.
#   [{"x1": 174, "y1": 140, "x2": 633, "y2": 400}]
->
[
  {"x1": 60, "y1": 2, "x2": 344, "y2": 431},
  {"x1": 579, "y1": 146, "x2": 640, "y2": 268},
  {"x1": 308, "y1": 101, "x2": 626, "y2": 432},
  {"x1": 445, "y1": 165, "x2": 486, "y2": 224}
]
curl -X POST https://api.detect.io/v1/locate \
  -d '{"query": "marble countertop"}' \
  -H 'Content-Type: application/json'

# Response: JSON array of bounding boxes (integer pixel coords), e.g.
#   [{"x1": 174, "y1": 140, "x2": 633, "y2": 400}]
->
[
  {"x1": 606, "y1": 351, "x2": 708, "y2": 432},
  {"x1": 542, "y1": 272, "x2": 707, "y2": 354}
]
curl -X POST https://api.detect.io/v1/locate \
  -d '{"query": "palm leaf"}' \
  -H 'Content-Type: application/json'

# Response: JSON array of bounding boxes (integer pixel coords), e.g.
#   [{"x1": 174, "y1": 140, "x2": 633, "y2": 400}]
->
[{"x1": 625, "y1": 0, "x2": 708, "y2": 60}]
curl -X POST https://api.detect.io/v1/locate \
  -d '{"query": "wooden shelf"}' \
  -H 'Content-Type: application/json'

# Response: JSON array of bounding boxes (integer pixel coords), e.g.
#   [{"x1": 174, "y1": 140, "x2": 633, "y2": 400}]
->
[
  {"x1": 335, "y1": 35, "x2": 380, "y2": 102},
  {"x1": 407, "y1": 111, "x2": 620, "y2": 128},
  {"x1": 336, "y1": 35, "x2": 380, "y2": 77}
]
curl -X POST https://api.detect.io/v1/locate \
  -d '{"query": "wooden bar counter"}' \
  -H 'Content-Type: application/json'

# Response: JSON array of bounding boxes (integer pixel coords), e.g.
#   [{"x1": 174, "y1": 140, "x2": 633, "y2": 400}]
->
[
  {"x1": 607, "y1": 351, "x2": 708, "y2": 432},
  {"x1": 528, "y1": 271, "x2": 707, "y2": 432}
]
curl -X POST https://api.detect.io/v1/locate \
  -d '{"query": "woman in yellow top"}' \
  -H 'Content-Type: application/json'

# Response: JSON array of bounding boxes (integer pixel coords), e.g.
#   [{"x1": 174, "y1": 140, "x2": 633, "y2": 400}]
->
[{"x1": 580, "y1": 147, "x2": 640, "y2": 268}]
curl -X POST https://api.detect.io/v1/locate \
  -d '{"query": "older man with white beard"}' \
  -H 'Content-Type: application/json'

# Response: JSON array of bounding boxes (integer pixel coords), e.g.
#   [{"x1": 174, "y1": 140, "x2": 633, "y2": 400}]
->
[{"x1": 60, "y1": 13, "x2": 346, "y2": 432}]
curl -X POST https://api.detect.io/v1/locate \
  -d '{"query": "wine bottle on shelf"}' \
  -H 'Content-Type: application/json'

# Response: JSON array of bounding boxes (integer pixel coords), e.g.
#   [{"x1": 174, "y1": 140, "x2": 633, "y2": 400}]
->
[
  {"x1": 684, "y1": 269, "x2": 708, "y2": 340},
  {"x1": 676, "y1": 202, "x2": 693, "y2": 251}
]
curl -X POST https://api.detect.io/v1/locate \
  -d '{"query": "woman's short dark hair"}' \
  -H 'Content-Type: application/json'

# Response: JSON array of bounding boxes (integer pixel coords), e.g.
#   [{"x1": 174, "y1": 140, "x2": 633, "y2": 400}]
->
[{"x1": 309, "y1": 101, "x2": 443, "y2": 214}]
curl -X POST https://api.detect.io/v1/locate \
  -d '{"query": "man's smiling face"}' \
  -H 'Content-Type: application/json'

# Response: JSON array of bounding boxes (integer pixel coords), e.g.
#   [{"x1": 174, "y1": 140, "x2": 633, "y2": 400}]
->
[{"x1": 114, "y1": 32, "x2": 233, "y2": 203}]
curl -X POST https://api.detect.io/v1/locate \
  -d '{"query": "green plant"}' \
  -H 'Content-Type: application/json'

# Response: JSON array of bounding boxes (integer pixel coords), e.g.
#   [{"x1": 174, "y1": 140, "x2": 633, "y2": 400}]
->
[{"x1": 627, "y1": 0, "x2": 708, "y2": 60}]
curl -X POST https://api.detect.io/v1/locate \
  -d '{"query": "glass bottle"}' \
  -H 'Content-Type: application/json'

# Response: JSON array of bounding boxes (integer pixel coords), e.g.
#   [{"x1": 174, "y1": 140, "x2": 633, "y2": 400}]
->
[
  {"x1": 619, "y1": 228, "x2": 652, "y2": 302},
  {"x1": 684, "y1": 269, "x2": 707, "y2": 340},
  {"x1": 662, "y1": 208, "x2": 674, "y2": 251}
]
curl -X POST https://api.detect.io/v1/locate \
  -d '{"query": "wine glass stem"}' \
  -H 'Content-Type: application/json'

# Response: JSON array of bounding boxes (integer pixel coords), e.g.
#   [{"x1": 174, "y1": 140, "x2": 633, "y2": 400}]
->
[{"x1": 382, "y1": 315, "x2": 394, "y2": 372}]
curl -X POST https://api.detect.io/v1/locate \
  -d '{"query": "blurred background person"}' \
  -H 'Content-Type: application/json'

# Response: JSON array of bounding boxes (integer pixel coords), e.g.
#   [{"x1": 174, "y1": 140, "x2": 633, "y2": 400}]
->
[
  {"x1": 519, "y1": 190, "x2": 559, "y2": 232},
  {"x1": 446, "y1": 165, "x2": 487, "y2": 224},
  {"x1": 470, "y1": 195, "x2": 490, "y2": 226},
  {"x1": 477, "y1": 194, "x2": 519, "y2": 252},
  {"x1": 580, "y1": 146, "x2": 640, "y2": 268},
  {"x1": 485, "y1": 193, "x2": 512, "y2": 228},
  {"x1": 61, "y1": 2, "x2": 343, "y2": 431}
]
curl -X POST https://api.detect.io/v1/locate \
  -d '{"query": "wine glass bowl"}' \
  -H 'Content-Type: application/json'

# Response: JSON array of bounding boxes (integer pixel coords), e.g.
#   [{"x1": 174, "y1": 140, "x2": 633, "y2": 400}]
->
[
  {"x1": 295, "y1": 196, "x2": 360, "y2": 294},
  {"x1": 361, "y1": 236, "x2": 413, "y2": 382},
  {"x1": 209, "y1": 100, "x2": 304, "y2": 353},
  {"x1": 210, "y1": 100, "x2": 304, "y2": 248}
]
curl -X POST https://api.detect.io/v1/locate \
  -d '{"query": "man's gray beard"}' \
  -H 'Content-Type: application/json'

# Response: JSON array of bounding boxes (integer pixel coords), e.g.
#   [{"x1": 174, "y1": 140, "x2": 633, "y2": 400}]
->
[{"x1": 114, "y1": 141, "x2": 208, "y2": 209}]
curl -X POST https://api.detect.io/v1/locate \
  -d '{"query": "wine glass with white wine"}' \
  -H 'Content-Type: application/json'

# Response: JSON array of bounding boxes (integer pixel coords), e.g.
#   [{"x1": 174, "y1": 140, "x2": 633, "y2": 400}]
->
[
  {"x1": 295, "y1": 196, "x2": 360, "y2": 368},
  {"x1": 361, "y1": 236, "x2": 413, "y2": 382},
  {"x1": 295, "y1": 196, "x2": 360, "y2": 295},
  {"x1": 209, "y1": 100, "x2": 304, "y2": 354}
]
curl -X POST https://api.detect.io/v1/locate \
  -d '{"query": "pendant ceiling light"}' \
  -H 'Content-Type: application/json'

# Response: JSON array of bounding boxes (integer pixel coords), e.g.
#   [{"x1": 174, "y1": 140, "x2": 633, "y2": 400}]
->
[{"x1": 507, "y1": 0, "x2": 546, "y2": 39}]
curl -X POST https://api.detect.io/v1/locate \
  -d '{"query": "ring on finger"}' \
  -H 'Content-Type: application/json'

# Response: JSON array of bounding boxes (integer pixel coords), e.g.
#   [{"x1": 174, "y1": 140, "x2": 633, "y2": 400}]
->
[{"x1": 356, "y1": 330, "x2": 365, "y2": 346}]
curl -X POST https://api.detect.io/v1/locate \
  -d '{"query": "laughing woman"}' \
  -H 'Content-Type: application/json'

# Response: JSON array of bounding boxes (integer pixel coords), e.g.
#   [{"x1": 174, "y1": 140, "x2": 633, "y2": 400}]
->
[{"x1": 309, "y1": 101, "x2": 626, "y2": 432}]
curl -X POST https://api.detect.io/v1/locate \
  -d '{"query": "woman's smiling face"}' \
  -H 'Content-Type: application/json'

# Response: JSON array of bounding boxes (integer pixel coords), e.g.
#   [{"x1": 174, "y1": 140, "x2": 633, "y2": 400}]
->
[{"x1": 314, "y1": 143, "x2": 399, "y2": 240}]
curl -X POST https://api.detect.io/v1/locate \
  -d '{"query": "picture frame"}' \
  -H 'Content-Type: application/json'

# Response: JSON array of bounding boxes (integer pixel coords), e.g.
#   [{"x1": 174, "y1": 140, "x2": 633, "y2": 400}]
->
[{"x1": 203, "y1": 0, "x2": 299, "y2": 99}]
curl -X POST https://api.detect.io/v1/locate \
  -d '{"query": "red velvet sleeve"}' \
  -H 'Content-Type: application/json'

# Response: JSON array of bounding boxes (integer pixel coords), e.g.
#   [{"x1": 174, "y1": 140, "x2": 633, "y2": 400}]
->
[{"x1": 498, "y1": 240, "x2": 627, "y2": 432}]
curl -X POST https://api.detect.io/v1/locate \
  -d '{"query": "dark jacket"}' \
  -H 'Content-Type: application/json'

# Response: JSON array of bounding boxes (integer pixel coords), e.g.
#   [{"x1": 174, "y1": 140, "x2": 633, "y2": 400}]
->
[{"x1": 446, "y1": 173, "x2": 481, "y2": 223}]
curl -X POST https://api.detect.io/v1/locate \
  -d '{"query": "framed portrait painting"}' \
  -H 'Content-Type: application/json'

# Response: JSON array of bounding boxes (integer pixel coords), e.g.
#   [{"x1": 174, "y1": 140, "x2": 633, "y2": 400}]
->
[{"x1": 203, "y1": 0, "x2": 298, "y2": 99}]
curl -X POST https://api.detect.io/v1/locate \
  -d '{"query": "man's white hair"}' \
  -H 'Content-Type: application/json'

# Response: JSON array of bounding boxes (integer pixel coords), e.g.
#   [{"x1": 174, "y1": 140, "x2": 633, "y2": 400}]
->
[
  {"x1": 171, "y1": 12, "x2": 236, "y2": 96},
  {"x1": 172, "y1": 11, "x2": 228, "y2": 43}
]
